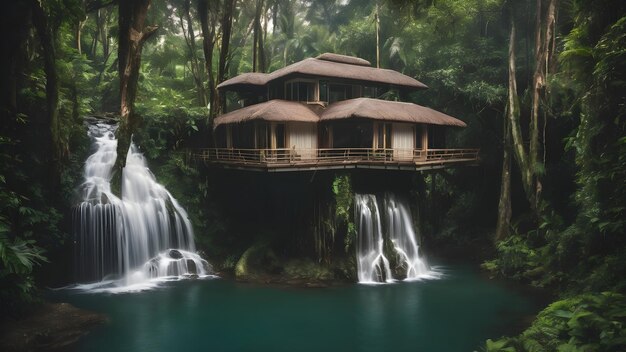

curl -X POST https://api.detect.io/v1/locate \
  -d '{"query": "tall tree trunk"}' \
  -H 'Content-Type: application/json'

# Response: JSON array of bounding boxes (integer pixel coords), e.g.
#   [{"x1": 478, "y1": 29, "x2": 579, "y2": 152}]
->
[
  {"x1": 263, "y1": 8, "x2": 269, "y2": 70},
  {"x1": 258, "y1": 0, "x2": 266, "y2": 73},
  {"x1": 506, "y1": 0, "x2": 558, "y2": 213},
  {"x1": 99, "y1": 9, "x2": 110, "y2": 64},
  {"x1": 496, "y1": 112, "x2": 512, "y2": 241},
  {"x1": 115, "y1": 0, "x2": 158, "y2": 185},
  {"x1": 529, "y1": 0, "x2": 543, "y2": 209},
  {"x1": 76, "y1": 19, "x2": 85, "y2": 55},
  {"x1": 182, "y1": 0, "x2": 207, "y2": 106},
  {"x1": 217, "y1": 0, "x2": 235, "y2": 114},
  {"x1": 91, "y1": 11, "x2": 100, "y2": 59},
  {"x1": 198, "y1": 0, "x2": 217, "y2": 121},
  {"x1": 252, "y1": 9, "x2": 258, "y2": 72},
  {"x1": 505, "y1": 21, "x2": 533, "y2": 204},
  {"x1": 530, "y1": 0, "x2": 557, "y2": 205},
  {"x1": 31, "y1": 0, "x2": 60, "y2": 163},
  {"x1": 1, "y1": 1, "x2": 30, "y2": 126},
  {"x1": 375, "y1": 2, "x2": 380, "y2": 68},
  {"x1": 252, "y1": 0, "x2": 264, "y2": 72}
]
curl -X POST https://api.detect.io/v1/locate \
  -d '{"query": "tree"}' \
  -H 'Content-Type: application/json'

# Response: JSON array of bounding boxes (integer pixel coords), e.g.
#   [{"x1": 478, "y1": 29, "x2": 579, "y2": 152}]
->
[
  {"x1": 495, "y1": 24, "x2": 516, "y2": 242},
  {"x1": 115, "y1": 0, "x2": 159, "y2": 179},
  {"x1": 505, "y1": 0, "x2": 557, "y2": 213},
  {"x1": 31, "y1": 0, "x2": 61, "y2": 169},
  {"x1": 180, "y1": 0, "x2": 207, "y2": 106},
  {"x1": 217, "y1": 0, "x2": 235, "y2": 115},
  {"x1": 198, "y1": 0, "x2": 218, "y2": 119},
  {"x1": 252, "y1": 0, "x2": 266, "y2": 72}
]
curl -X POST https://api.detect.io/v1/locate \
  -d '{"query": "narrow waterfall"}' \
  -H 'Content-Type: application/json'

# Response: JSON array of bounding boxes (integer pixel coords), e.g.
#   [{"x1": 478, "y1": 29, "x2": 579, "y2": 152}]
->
[
  {"x1": 355, "y1": 194, "x2": 393, "y2": 283},
  {"x1": 355, "y1": 193, "x2": 434, "y2": 284},
  {"x1": 385, "y1": 194, "x2": 430, "y2": 280},
  {"x1": 73, "y1": 122, "x2": 211, "y2": 290}
]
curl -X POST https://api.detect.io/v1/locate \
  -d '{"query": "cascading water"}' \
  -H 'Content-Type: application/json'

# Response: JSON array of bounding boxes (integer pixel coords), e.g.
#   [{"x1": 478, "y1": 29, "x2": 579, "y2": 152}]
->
[
  {"x1": 355, "y1": 193, "x2": 437, "y2": 284},
  {"x1": 385, "y1": 194, "x2": 430, "y2": 280},
  {"x1": 355, "y1": 194, "x2": 393, "y2": 283},
  {"x1": 73, "y1": 121, "x2": 211, "y2": 292}
]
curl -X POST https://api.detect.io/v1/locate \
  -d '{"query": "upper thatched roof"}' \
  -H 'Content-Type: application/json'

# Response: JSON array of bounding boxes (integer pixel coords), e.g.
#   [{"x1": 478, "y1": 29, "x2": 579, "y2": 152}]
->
[
  {"x1": 316, "y1": 53, "x2": 371, "y2": 66},
  {"x1": 213, "y1": 100, "x2": 319, "y2": 128},
  {"x1": 320, "y1": 98, "x2": 467, "y2": 127},
  {"x1": 216, "y1": 53, "x2": 428, "y2": 90}
]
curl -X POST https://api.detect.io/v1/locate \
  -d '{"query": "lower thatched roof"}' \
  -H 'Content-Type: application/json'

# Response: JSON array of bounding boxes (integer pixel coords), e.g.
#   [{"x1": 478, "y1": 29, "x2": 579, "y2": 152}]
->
[
  {"x1": 320, "y1": 98, "x2": 466, "y2": 127},
  {"x1": 213, "y1": 100, "x2": 319, "y2": 128},
  {"x1": 214, "y1": 98, "x2": 466, "y2": 128}
]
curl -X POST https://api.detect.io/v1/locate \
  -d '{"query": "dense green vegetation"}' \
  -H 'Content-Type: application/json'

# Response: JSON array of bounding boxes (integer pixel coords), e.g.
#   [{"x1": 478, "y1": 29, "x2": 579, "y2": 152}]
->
[{"x1": 0, "y1": 0, "x2": 624, "y2": 349}]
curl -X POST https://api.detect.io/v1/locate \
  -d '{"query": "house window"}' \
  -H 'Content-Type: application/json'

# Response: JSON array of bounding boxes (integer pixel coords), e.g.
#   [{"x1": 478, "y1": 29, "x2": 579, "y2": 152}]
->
[
  {"x1": 232, "y1": 123, "x2": 255, "y2": 149},
  {"x1": 332, "y1": 121, "x2": 373, "y2": 148},
  {"x1": 363, "y1": 86, "x2": 378, "y2": 98},
  {"x1": 428, "y1": 125, "x2": 446, "y2": 149},
  {"x1": 329, "y1": 84, "x2": 353, "y2": 103},
  {"x1": 286, "y1": 81, "x2": 314, "y2": 102},
  {"x1": 216, "y1": 126, "x2": 228, "y2": 148},
  {"x1": 275, "y1": 124, "x2": 285, "y2": 149},
  {"x1": 255, "y1": 122, "x2": 270, "y2": 149},
  {"x1": 319, "y1": 80, "x2": 328, "y2": 102},
  {"x1": 415, "y1": 125, "x2": 423, "y2": 149}
]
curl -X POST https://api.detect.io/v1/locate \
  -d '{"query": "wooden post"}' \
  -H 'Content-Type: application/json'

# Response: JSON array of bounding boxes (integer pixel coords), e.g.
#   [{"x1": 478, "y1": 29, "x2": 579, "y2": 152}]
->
[
  {"x1": 422, "y1": 125, "x2": 428, "y2": 160},
  {"x1": 270, "y1": 123, "x2": 276, "y2": 150},
  {"x1": 373, "y1": 122, "x2": 379, "y2": 148},
  {"x1": 226, "y1": 125, "x2": 232, "y2": 148}
]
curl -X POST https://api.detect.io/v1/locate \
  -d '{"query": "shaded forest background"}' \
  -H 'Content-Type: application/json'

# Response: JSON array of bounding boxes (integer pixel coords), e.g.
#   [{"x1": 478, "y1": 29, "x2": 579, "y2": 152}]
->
[{"x1": 1, "y1": 0, "x2": 625, "y2": 350}]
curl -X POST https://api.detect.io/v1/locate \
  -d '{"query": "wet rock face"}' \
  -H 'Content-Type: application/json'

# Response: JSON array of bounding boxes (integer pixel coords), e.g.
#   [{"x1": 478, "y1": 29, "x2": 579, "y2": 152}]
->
[
  {"x1": 186, "y1": 259, "x2": 197, "y2": 274},
  {"x1": 168, "y1": 249, "x2": 183, "y2": 259}
]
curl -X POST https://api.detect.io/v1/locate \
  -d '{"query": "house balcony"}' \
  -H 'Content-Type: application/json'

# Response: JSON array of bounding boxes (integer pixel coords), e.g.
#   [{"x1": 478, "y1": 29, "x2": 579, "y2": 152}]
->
[{"x1": 190, "y1": 147, "x2": 479, "y2": 172}]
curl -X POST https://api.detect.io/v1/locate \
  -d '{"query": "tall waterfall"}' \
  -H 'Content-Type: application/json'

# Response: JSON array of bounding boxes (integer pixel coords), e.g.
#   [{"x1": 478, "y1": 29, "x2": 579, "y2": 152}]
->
[
  {"x1": 73, "y1": 122, "x2": 210, "y2": 291},
  {"x1": 355, "y1": 193, "x2": 434, "y2": 284},
  {"x1": 355, "y1": 194, "x2": 394, "y2": 283},
  {"x1": 385, "y1": 194, "x2": 430, "y2": 280}
]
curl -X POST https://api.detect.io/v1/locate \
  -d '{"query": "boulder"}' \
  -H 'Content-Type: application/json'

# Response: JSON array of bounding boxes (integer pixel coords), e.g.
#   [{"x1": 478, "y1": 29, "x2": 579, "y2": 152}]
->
[
  {"x1": 168, "y1": 249, "x2": 183, "y2": 259},
  {"x1": 186, "y1": 259, "x2": 197, "y2": 274}
]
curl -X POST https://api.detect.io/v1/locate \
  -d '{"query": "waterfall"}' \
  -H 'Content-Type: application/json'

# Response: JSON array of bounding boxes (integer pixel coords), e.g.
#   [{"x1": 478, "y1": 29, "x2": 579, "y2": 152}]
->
[
  {"x1": 385, "y1": 194, "x2": 430, "y2": 280},
  {"x1": 355, "y1": 193, "x2": 435, "y2": 284},
  {"x1": 73, "y1": 122, "x2": 211, "y2": 291},
  {"x1": 355, "y1": 194, "x2": 394, "y2": 283}
]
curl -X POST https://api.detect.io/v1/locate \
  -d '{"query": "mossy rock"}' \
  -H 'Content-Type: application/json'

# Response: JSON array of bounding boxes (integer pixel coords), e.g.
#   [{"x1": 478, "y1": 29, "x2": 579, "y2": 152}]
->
[{"x1": 234, "y1": 242, "x2": 280, "y2": 279}]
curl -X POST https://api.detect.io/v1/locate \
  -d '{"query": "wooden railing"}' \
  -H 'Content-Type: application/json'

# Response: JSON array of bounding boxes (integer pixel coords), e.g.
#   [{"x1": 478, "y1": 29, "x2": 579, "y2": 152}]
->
[{"x1": 189, "y1": 147, "x2": 479, "y2": 169}]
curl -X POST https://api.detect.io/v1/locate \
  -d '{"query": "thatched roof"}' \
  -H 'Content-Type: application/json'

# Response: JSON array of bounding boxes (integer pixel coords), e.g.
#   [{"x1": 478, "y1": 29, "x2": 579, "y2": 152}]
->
[
  {"x1": 316, "y1": 53, "x2": 371, "y2": 66},
  {"x1": 214, "y1": 98, "x2": 466, "y2": 128},
  {"x1": 223, "y1": 72, "x2": 267, "y2": 86},
  {"x1": 213, "y1": 100, "x2": 319, "y2": 128},
  {"x1": 320, "y1": 98, "x2": 467, "y2": 127},
  {"x1": 217, "y1": 53, "x2": 428, "y2": 90}
]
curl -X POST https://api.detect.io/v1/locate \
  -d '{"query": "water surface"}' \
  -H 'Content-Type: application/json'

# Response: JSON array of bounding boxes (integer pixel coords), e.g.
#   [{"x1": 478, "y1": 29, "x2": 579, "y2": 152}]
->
[{"x1": 51, "y1": 265, "x2": 536, "y2": 352}]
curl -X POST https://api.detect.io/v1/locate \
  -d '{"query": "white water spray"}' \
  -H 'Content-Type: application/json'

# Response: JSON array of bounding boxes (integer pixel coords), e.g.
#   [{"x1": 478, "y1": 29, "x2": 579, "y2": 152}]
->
[
  {"x1": 385, "y1": 194, "x2": 431, "y2": 280},
  {"x1": 355, "y1": 193, "x2": 437, "y2": 284},
  {"x1": 355, "y1": 194, "x2": 393, "y2": 283},
  {"x1": 73, "y1": 122, "x2": 212, "y2": 292}
]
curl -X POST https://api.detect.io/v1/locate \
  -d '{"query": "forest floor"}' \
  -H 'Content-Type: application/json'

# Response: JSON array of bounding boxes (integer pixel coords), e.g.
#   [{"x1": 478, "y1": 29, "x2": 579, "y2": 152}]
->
[{"x1": 0, "y1": 302, "x2": 106, "y2": 352}]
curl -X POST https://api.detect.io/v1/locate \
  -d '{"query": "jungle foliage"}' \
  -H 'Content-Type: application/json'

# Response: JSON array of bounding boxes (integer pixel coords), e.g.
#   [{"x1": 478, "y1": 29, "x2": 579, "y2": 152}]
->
[
  {"x1": 0, "y1": 0, "x2": 624, "y2": 349},
  {"x1": 485, "y1": 292, "x2": 626, "y2": 352}
]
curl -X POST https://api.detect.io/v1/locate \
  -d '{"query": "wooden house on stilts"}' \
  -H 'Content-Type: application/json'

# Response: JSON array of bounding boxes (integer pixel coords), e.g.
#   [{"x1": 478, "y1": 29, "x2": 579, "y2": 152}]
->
[{"x1": 195, "y1": 53, "x2": 478, "y2": 172}]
